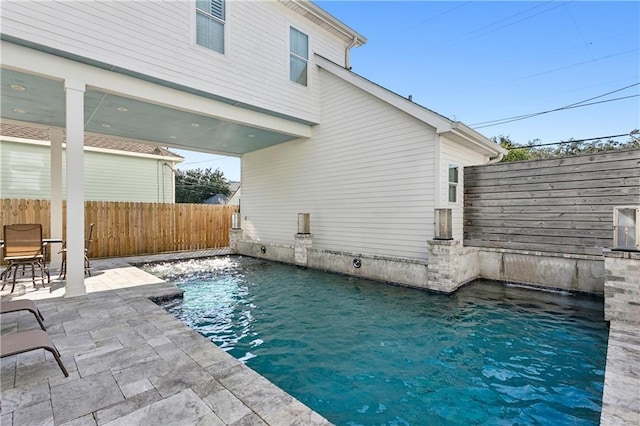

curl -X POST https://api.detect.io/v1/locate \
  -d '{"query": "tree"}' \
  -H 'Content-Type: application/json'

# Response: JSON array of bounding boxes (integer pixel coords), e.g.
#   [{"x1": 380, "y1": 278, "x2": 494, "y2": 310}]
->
[
  {"x1": 494, "y1": 133, "x2": 640, "y2": 163},
  {"x1": 493, "y1": 135, "x2": 537, "y2": 162},
  {"x1": 175, "y1": 168, "x2": 231, "y2": 204}
]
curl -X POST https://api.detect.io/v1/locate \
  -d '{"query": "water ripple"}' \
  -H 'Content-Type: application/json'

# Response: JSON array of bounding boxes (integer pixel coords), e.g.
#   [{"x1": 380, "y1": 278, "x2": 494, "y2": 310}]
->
[{"x1": 150, "y1": 256, "x2": 608, "y2": 426}]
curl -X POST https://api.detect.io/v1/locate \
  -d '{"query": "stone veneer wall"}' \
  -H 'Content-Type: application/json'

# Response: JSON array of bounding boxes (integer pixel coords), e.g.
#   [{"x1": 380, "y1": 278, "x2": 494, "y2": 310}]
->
[
  {"x1": 307, "y1": 248, "x2": 429, "y2": 289},
  {"x1": 234, "y1": 236, "x2": 608, "y2": 295},
  {"x1": 600, "y1": 250, "x2": 640, "y2": 425},
  {"x1": 603, "y1": 250, "x2": 640, "y2": 322},
  {"x1": 477, "y1": 248, "x2": 605, "y2": 295}
]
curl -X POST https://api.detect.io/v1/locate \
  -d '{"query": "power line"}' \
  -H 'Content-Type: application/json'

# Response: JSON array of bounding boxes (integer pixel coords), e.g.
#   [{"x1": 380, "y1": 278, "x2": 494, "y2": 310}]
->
[
  {"x1": 506, "y1": 132, "x2": 635, "y2": 150},
  {"x1": 448, "y1": 2, "x2": 568, "y2": 48},
  {"x1": 494, "y1": 48, "x2": 638, "y2": 86},
  {"x1": 470, "y1": 83, "x2": 639, "y2": 128},
  {"x1": 473, "y1": 95, "x2": 638, "y2": 129},
  {"x1": 432, "y1": 2, "x2": 565, "y2": 50},
  {"x1": 389, "y1": 1, "x2": 472, "y2": 37}
]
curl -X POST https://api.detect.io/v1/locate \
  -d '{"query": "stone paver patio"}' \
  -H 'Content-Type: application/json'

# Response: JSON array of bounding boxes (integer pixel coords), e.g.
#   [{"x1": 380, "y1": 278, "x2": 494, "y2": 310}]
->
[{"x1": 1, "y1": 250, "x2": 329, "y2": 425}]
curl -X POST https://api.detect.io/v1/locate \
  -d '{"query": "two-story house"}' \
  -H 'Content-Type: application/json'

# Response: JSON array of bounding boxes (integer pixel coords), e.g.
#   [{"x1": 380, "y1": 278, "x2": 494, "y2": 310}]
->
[{"x1": 0, "y1": 0, "x2": 505, "y2": 295}]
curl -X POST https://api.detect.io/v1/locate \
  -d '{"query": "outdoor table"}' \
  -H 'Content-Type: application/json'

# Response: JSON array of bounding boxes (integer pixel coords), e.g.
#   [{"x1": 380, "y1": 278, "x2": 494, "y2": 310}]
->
[{"x1": 0, "y1": 238, "x2": 63, "y2": 280}]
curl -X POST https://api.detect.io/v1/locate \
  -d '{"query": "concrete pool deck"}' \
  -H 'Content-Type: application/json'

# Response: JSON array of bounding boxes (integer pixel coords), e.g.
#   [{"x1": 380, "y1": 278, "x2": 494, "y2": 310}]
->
[
  {"x1": 1, "y1": 250, "x2": 329, "y2": 425},
  {"x1": 1, "y1": 250, "x2": 638, "y2": 425}
]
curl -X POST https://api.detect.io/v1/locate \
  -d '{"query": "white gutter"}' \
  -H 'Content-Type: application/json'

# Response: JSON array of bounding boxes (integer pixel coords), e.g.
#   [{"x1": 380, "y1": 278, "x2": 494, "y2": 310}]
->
[
  {"x1": 444, "y1": 122, "x2": 508, "y2": 158},
  {"x1": 288, "y1": 0, "x2": 367, "y2": 44}
]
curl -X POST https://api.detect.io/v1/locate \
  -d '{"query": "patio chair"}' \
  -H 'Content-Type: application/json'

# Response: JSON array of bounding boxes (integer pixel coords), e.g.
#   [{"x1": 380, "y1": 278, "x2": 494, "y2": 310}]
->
[
  {"x1": 1, "y1": 329, "x2": 68, "y2": 377},
  {"x1": 1, "y1": 224, "x2": 50, "y2": 293},
  {"x1": 58, "y1": 223, "x2": 94, "y2": 280},
  {"x1": 1, "y1": 299, "x2": 46, "y2": 331}
]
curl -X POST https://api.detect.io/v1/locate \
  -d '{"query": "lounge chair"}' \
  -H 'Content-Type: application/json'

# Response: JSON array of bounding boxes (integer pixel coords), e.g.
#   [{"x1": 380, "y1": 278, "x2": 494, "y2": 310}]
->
[
  {"x1": 1, "y1": 329, "x2": 69, "y2": 377},
  {"x1": 1, "y1": 299, "x2": 46, "y2": 330},
  {"x1": 2, "y1": 224, "x2": 50, "y2": 293}
]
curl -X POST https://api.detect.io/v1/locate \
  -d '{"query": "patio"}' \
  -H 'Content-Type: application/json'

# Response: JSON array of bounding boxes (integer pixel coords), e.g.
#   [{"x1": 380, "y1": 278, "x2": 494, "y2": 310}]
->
[{"x1": 1, "y1": 250, "x2": 329, "y2": 425}]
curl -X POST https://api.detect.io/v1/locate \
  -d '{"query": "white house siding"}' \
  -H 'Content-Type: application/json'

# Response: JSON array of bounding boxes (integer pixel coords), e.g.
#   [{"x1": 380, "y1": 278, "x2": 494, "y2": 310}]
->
[
  {"x1": 439, "y1": 136, "x2": 490, "y2": 241},
  {"x1": 0, "y1": 141, "x2": 175, "y2": 202},
  {"x1": 0, "y1": 140, "x2": 50, "y2": 199},
  {"x1": 0, "y1": 1, "x2": 348, "y2": 123},
  {"x1": 241, "y1": 70, "x2": 437, "y2": 260},
  {"x1": 84, "y1": 151, "x2": 175, "y2": 203}
]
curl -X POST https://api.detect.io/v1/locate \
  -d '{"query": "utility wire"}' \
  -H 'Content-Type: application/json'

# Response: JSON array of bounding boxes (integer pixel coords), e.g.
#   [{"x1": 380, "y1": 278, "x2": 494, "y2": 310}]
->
[
  {"x1": 474, "y1": 95, "x2": 638, "y2": 129},
  {"x1": 447, "y1": 2, "x2": 568, "y2": 48},
  {"x1": 471, "y1": 83, "x2": 639, "y2": 128},
  {"x1": 563, "y1": 82, "x2": 639, "y2": 108},
  {"x1": 472, "y1": 83, "x2": 639, "y2": 126},
  {"x1": 473, "y1": 95, "x2": 638, "y2": 129},
  {"x1": 506, "y1": 132, "x2": 634, "y2": 150},
  {"x1": 388, "y1": 1, "x2": 472, "y2": 37},
  {"x1": 430, "y1": 2, "x2": 563, "y2": 50}
]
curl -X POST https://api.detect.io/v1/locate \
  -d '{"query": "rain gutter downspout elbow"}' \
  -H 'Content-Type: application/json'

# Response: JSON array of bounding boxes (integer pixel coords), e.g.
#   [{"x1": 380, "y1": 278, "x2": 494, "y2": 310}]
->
[
  {"x1": 345, "y1": 36, "x2": 358, "y2": 69},
  {"x1": 488, "y1": 152, "x2": 504, "y2": 163}
]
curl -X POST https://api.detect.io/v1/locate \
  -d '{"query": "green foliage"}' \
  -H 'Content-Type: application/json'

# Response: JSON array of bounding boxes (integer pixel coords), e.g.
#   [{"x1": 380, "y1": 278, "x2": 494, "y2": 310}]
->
[
  {"x1": 494, "y1": 134, "x2": 640, "y2": 163},
  {"x1": 175, "y1": 167, "x2": 231, "y2": 204},
  {"x1": 493, "y1": 135, "x2": 536, "y2": 162}
]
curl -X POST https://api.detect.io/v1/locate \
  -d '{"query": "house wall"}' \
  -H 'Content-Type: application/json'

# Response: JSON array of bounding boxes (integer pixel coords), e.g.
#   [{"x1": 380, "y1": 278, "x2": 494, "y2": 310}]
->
[
  {"x1": 0, "y1": 140, "x2": 176, "y2": 203},
  {"x1": 439, "y1": 136, "x2": 490, "y2": 241},
  {"x1": 241, "y1": 69, "x2": 437, "y2": 261},
  {"x1": 0, "y1": 0, "x2": 349, "y2": 123}
]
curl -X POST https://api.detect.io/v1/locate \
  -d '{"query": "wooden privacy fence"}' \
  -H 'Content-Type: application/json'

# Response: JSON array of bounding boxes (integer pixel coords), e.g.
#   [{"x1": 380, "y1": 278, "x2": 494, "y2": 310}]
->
[
  {"x1": 0, "y1": 199, "x2": 239, "y2": 258},
  {"x1": 464, "y1": 149, "x2": 640, "y2": 256}
]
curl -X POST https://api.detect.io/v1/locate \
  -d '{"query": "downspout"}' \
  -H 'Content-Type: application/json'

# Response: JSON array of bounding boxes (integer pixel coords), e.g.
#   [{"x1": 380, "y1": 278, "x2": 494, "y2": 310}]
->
[
  {"x1": 345, "y1": 36, "x2": 358, "y2": 69},
  {"x1": 488, "y1": 152, "x2": 504, "y2": 163},
  {"x1": 163, "y1": 162, "x2": 176, "y2": 203}
]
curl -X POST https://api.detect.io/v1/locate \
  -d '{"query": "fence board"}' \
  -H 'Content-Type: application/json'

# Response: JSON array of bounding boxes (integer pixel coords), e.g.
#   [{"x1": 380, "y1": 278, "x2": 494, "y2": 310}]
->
[
  {"x1": 0, "y1": 199, "x2": 238, "y2": 259},
  {"x1": 464, "y1": 149, "x2": 640, "y2": 256},
  {"x1": 464, "y1": 168, "x2": 640, "y2": 187}
]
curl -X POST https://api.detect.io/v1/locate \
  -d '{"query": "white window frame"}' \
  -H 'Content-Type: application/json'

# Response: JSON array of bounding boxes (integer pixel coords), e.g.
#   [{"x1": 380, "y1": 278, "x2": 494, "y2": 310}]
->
[
  {"x1": 289, "y1": 26, "x2": 309, "y2": 86},
  {"x1": 195, "y1": 0, "x2": 226, "y2": 55},
  {"x1": 448, "y1": 164, "x2": 459, "y2": 203}
]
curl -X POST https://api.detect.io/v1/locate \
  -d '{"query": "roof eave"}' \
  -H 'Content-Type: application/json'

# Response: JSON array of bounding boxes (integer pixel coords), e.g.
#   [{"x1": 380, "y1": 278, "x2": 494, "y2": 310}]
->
[
  {"x1": 440, "y1": 122, "x2": 508, "y2": 156},
  {"x1": 281, "y1": 0, "x2": 367, "y2": 45}
]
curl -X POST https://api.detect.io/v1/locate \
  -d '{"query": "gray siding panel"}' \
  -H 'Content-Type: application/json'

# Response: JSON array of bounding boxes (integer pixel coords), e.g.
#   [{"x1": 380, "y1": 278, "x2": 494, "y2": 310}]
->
[{"x1": 463, "y1": 149, "x2": 640, "y2": 256}]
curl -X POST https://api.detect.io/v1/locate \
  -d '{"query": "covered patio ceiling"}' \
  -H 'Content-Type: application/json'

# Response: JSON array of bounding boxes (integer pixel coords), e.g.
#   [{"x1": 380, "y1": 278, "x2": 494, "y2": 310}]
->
[{"x1": 1, "y1": 67, "x2": 306, "y2": 156}]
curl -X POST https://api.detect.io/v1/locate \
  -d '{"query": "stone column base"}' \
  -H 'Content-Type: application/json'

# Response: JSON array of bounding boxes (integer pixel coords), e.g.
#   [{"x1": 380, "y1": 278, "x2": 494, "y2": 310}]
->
[
  {"x1": 427, "y1": 239, "x2": 463, "y2": 293},
  {"x1": 294, "y1": 234, "x2": 313, "y2": 265},
  {"x1": 229, "y1": 229, "x2": 243, "y2": 253}
]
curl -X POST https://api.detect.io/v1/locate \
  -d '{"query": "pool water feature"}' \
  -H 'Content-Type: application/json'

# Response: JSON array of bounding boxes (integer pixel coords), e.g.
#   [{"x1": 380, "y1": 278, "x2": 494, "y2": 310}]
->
[{"x1": 149, "y1": 256, "x2": 608, "y2": 425}]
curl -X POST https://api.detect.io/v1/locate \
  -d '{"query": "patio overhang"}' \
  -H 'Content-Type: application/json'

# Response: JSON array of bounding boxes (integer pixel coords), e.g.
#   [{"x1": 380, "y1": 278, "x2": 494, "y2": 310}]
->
[
  {"x1": 1, "y1": 41, "x2": 314, "y2": 156},
  {"x1": 1, "y1": 40, "x2": 314, "y2": 297}
]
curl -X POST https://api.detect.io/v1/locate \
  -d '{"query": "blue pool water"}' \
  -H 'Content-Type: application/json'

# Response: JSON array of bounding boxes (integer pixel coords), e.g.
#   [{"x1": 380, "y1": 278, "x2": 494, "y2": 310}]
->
[{"x1": 150, "y1": 256, "x2": 609, "y2": 425}]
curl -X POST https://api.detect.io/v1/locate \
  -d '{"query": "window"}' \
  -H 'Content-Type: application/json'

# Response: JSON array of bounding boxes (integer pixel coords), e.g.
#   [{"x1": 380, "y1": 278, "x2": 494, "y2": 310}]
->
[
  {"x1": 196, "y1": 0, "x2": 225, "y2": 54},
  {"x1": 290, "y1": 27, "x2": 308, "y2": 86},
  {"x1": 448, "y1": 165, "x2": 459, "y2": 203}
]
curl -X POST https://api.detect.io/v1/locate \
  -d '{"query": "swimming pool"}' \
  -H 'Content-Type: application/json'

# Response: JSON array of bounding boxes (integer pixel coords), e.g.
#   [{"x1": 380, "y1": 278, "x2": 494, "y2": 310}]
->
[{"x1": 149, "y1": 256, "x2": 608, "y2": 425}]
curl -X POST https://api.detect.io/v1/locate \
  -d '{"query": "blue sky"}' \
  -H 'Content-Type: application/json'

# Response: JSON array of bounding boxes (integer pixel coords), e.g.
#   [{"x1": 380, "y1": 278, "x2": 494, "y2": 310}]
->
[{"x1": 176, "y1": 0, "x2": 639, "y2": 181}]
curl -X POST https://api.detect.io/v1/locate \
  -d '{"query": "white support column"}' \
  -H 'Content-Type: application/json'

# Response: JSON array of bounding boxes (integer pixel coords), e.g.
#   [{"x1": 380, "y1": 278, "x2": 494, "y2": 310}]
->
[
  {"x1": 64, "y1": 79, "x2": 86, "y2": 297},
  {"x1": 49, "y1": 128, "x2": 64, "y2": 271}
]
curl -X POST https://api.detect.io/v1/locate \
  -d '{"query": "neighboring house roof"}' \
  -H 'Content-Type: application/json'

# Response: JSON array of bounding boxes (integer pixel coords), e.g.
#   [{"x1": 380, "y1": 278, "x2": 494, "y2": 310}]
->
[
  {"x1": 203, "y1": 194, "x2": 229, "y2": 205},
  {"x1": 228, "y1": 181, "x2": 241, "y2": 194},
  {"x1": 0, "y1": 123, "x2": 183, "y2": 160},
  {"x1": 315, "y1": 55, "x2": 508, "y2": 158},
  {"x1": 228, "y1": 186, "x2": 241, "y2": 206}
]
